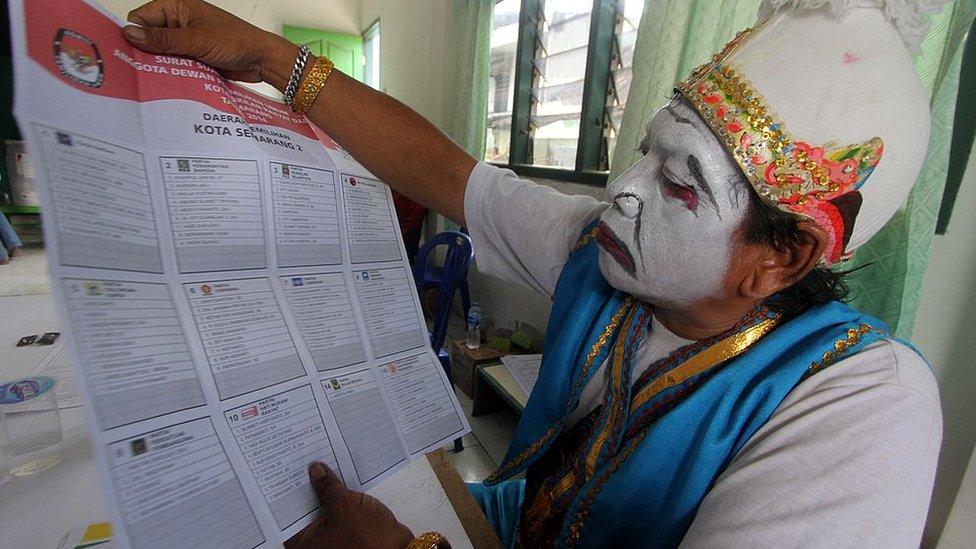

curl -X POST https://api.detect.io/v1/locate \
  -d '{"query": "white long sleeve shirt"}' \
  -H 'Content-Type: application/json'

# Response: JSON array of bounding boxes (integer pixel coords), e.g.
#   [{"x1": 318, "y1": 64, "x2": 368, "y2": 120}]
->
[{"x1": 463, "y1": 162, "x2": 942, "y2": 548}]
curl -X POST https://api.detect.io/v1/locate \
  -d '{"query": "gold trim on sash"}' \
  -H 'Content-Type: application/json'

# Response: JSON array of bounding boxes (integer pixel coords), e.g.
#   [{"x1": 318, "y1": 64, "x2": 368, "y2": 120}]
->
[
  {"x1": 584, "y1": 306, "x2": 637, "y2": 478},
  {"x1": 566, "y1": 430, "x2": 650, "y2": 547},
  {"x1": 573, "y1": 227, "x2": 600, "y2": 252},
  {"x1": 485, "y1": 298, "x2": 633, "y2": 483},
  {"x1": 628, "y1": 316, "x2": 780, "y2": 413},
  {"x1": 809, "y1": 323, "x2": 883, "y2": 374}
]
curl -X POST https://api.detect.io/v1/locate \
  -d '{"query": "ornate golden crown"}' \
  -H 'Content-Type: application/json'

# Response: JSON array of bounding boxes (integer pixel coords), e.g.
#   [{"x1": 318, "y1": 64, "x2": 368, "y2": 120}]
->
[{"x1": 674, "y1": 28, "x2": 883, "y2": 265}]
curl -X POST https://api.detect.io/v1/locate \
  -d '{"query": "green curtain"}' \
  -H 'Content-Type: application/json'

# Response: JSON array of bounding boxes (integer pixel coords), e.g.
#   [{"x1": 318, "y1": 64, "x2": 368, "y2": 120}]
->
[
  {"x1": 613, "y1": 0, "x2": 975, "y2": 338},
  {"x1": 442, "y1": 0, "x2": 493, "y2": 158},
  {"x1": 438, "y1": 0, "x2": 492, "y2": 232},
  {"x1": 609, "y1": 0, "x2": 761, "y2": 180}
]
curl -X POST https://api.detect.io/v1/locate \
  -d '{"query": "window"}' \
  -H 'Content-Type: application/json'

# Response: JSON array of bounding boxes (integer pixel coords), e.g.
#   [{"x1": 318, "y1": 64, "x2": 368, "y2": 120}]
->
[
  {"x1": 486, "y1": 0, "x2": 644, "y2": 184},
  {"x1": 363, "y1": 21, "x2": 380, "y2": 90},
  {"x1": 486, "y1": 0, "x2": 520, "y2": 164}
]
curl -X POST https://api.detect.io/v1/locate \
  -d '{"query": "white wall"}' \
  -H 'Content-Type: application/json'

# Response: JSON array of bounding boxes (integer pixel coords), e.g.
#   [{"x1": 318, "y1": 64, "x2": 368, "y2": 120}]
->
[
  {"x1": 938, "y1": 448, "x2": 976, "y2": 548},
  {"x1": 359, "y1": 0, "x2": 450, "y2": 128},
  {"x1": 98, "y1": 0, "x2": 361, "y2": 35},
  {"x1": 914, "y1": 152, "x2": 976, "y2": 547}
]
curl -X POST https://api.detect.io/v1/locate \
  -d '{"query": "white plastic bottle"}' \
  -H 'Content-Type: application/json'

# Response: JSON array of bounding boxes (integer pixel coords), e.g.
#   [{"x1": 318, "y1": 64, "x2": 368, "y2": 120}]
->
[{"x1": 466, "y1": 303, "x2": 482, "y2": 349}]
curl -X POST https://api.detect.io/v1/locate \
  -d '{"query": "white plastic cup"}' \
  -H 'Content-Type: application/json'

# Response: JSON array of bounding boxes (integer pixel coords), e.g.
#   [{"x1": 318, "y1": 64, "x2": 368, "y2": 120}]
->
[{"x1": 0, "y1": 376, "x2": 63, "y2": 476}]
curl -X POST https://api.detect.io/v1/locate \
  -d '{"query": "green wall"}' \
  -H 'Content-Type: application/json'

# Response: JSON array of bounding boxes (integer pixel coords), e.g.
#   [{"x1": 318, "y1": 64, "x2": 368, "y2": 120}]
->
[{"x1": 283, "y1": 25, "x2": 363, "y2": 82}]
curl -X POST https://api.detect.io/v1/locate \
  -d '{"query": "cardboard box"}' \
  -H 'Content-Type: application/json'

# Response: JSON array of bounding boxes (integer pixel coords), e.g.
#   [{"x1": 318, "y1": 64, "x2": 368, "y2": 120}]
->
[{"x1": 449, "y1": 339, "x2": 508, "y2": 398}]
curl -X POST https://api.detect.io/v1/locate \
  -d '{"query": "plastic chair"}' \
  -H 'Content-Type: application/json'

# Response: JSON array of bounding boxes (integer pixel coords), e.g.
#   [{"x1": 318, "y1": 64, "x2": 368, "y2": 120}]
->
[
  {"x1": 413, "y1": 230, "x2": 474, "y2": 353},
  {"x1": 412, "y1": 230, "x2": 474, "y2": 452}
]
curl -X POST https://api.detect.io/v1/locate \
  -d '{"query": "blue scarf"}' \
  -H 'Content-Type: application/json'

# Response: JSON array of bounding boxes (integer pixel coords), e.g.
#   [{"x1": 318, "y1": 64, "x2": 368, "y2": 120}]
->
[{"x1": 484, "y1": 227, "x2": 895, "y2": 547}]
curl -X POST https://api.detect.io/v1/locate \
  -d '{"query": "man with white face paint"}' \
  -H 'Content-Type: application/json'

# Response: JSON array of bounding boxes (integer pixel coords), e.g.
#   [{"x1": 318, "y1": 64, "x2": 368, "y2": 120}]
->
[
  {"x1": 124, "y1": 0, "x2": 946, "y2": 547},
  {"x1": 598, "y1": 100, "x2": 751, "y2": 314}
]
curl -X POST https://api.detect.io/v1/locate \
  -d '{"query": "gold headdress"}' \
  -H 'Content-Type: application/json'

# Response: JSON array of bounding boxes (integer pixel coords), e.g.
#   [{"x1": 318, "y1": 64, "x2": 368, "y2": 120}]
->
[{"x1": 675, "y1": 28, "x2": 884, "y2": 265}]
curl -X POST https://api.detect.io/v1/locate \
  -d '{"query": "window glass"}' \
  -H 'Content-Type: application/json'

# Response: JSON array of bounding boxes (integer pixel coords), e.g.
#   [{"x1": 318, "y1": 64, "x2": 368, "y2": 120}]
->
[
  {"x1": 363, "y1": 22, "x2": 380, "y2": 90},
  {"x1": 485, "y1": 0, "x2": 521, "y2": 163},
  {"x1": 484, "y1": 0, "x2": 644, "y2": 179},
  {"x1": 530, "y1": 0, "x2": 593, "y2": 169}
]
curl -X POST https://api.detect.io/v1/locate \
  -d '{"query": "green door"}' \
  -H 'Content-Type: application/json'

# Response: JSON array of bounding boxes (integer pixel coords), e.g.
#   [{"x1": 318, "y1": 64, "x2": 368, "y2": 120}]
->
[{"x1": 282, "y1": 25, "x2": 363, "y2": 82}]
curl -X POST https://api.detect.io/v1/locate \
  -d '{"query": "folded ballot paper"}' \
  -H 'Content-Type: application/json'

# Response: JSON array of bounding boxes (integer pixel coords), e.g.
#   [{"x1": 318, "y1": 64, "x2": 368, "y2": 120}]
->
[{"x1": 8, "y1": 0, "x2": 469, "y2": 546}]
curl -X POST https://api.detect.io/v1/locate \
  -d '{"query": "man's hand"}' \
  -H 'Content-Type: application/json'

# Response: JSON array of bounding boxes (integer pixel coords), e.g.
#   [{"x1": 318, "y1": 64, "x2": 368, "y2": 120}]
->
[
  {"x1": 285, "y1": 462, "x2": 415, "y2": 549},
  {"x1": 122, "y1": 0, "x2": 295, "y2": 85}
]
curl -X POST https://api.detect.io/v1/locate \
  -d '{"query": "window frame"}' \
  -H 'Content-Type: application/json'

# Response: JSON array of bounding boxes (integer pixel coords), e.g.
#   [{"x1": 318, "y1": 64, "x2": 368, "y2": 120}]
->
[
  {"x1": 489, "y1": 0, "x2": 625, "y2": 186},
  {"x1": 362, "y1": 19, "x2": 380, "y2": 90}
]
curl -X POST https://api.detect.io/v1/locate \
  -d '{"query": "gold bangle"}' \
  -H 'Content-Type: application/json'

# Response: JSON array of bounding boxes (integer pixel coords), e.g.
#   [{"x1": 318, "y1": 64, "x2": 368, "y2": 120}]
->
[
  {"x1": 405, "y1": 531, "x2": 449, "y2": 549},
  {"x1": 292, "y1": 56, "x2": 334, "y2": 115}
]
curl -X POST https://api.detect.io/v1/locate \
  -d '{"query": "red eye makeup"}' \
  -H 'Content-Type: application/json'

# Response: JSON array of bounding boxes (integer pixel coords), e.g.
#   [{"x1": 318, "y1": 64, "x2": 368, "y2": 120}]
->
[{"x1": 662, "y1": 170, "x2": 699, "y2": 211}]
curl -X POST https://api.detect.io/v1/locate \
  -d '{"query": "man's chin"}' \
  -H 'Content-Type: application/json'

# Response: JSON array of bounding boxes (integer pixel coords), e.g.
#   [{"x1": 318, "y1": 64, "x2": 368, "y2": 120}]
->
[
  {"x1": 598, "y1": 249, "x2": 634, "y2": 291},
  {"x1": 597, "y1": 249, "x2": 666, "y2": 306}
]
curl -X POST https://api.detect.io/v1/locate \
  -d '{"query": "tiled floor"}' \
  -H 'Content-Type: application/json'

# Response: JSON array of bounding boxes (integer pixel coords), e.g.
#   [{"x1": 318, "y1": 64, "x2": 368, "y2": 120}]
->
[
  {"x1": 440, "y1": 314, "x2": 522, "y2": 482},
  {"x1": 3, "y1": 245, "x2": 522, "y2": 482},
  {"x1": 444, "y1": 387, "x2": 521, "y2": 483}
]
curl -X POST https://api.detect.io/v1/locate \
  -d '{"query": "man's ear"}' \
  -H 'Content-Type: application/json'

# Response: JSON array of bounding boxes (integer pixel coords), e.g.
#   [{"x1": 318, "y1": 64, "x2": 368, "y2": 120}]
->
[{"x1": 739, "y1": 221, "x2": 828, "y2": 300}]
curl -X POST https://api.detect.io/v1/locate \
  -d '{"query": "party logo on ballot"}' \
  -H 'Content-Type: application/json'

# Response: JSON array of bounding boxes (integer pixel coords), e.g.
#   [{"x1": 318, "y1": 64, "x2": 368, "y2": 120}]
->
[
  {"x1": 53, "y1": 28, "x2": 104, "y2": 88},
  {"x1": 241, "y1": 405, "x2": 259, "y2": 419}
]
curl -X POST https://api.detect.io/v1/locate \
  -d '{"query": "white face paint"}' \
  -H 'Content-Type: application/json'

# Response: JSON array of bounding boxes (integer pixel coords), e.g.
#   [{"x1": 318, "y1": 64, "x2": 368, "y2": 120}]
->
[{"x1": 596, "y1": 99, "x2": 751, "y2": 308}]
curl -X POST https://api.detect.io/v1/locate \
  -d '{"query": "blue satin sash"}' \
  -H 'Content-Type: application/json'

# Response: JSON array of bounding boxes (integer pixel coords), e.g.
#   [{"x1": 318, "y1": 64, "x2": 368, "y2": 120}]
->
[{"x1": 480, "y1": 225, "x2": 897, "y2": 547}]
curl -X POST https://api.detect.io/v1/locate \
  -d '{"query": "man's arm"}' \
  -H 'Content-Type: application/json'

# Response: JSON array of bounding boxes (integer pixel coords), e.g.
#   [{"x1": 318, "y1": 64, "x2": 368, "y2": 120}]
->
[
  {"x1": 261, "y1": 49, "x2": 475, "y2": 226},
  {"x1": 461, "y1": 163, "x2": 606, "y2": 298},
  {"x1": 122, "y1": 0, "x2": 611, "y2": 296},
  {"x1": 124, "y1": 0, "x2": 474, "y2": 225}
]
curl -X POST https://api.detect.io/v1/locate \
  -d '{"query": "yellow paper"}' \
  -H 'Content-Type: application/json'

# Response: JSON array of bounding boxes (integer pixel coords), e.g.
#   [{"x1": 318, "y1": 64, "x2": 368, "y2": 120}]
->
[{"x1": 78, "y1": 522, "x2": 112, "y2": 546}]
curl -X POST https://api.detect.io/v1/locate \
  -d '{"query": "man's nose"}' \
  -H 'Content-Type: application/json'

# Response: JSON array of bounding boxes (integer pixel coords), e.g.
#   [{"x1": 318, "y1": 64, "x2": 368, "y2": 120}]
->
[{"x1": 613, "y1": 192, "x2": 643, "y2": 219}]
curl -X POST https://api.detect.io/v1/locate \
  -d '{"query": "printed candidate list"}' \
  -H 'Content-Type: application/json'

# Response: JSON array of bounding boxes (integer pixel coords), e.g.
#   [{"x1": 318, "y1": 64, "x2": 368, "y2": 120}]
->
[
  {"x1": 379, "y1": 353, "x2": 465, "y2": 454},
  {"x1": 107, "y1": 418, "x2": 264, "y2": 549},
  {"x1": 354, "y1": 267, "x2": 427, "y2": 358},
  {"x1": 341, "y1": 174, "x2": 401, "y2": 263},
  {"x1": 13, "y1": 2, "x2": 469, "y2": 543},
  {"x1": 184, "y1": 278, "x2": 305, "y2": 399},
  {"x1": 280, "y1": 273, "x2": 366, "y2": 371},
  {"x1": 34, "y1": 126, "x2": 163, "y2": 273},
  {"x1": 225, "y1": 385, "x2": 338, "y2": 530},
  {"x1": 271, "y1": 162, "x2": 341, "y2": 267},
  {"x1": 323, "y1": 371, "x2": 406, "y2": 484},
  {"x1": 63, "y1": 279, "x2": 205, "y2": 429},
  {"x1": 162, "y1": 157, "x2": 266, "y2": 273}
]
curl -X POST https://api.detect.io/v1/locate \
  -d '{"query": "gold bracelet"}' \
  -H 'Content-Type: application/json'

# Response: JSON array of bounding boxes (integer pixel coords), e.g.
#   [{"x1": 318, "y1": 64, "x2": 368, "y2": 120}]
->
[
  {"x1": 292, "y1": 56, "x2": 334, "y2": 115},
  {"x1": 405, "y1": 531, "x2": 449, "y2": 549}
]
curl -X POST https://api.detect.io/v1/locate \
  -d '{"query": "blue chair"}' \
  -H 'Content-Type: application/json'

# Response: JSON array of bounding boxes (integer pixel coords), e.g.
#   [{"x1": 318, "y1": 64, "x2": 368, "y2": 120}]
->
[{"x1": 412, "y1": 230, "x2": 474, "y2": 452}]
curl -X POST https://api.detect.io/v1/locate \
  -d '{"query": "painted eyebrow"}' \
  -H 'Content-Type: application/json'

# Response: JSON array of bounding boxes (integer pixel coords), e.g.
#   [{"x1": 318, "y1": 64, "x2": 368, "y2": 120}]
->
[
  {"x1": 664, "y1": 104, "x2": 708, "y2": 137},
  {"x1": 687, "y1": 154, "x2": 722, "y2": 216},
  {"x1": 641, "y1": 102, "x2": 703, "y2": 151}
]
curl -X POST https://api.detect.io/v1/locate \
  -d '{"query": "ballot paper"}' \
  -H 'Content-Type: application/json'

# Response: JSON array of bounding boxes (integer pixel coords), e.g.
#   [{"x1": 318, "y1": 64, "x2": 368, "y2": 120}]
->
[
  {"x1": 8, "y1": 1, "x2": 469, "y2": 547},
  {"x1": 501, "y1": 354, "x2": 543, "y2": 397}
]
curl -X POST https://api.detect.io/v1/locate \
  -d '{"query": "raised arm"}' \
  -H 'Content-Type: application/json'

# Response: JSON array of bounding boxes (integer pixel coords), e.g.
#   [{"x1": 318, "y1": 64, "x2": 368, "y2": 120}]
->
[{"x1": 123, "y1": 0, "x2": 475, "y2": 225}]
